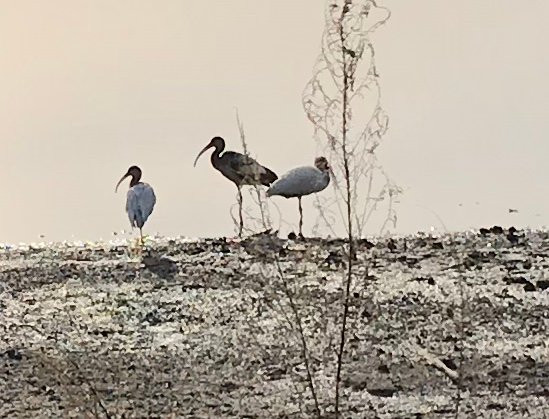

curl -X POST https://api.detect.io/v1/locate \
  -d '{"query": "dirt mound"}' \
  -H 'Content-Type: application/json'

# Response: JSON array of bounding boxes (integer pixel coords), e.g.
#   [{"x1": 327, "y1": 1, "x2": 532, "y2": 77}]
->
[{"x1": 1, "y1": 230, "x2": 548, "y2": 417}]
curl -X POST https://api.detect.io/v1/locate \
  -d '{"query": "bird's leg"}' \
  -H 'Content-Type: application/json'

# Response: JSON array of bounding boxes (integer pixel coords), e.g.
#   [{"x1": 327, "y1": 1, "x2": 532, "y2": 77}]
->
[
  {"x1": 137, "y1": 228, "x2": 144, "y2": 255},
  {"x1": 298, "y1": 197, "x2": 304, "y2": 239},
  {"x1": 237, "y1": 186, "x2": 244, "y2": 238}
]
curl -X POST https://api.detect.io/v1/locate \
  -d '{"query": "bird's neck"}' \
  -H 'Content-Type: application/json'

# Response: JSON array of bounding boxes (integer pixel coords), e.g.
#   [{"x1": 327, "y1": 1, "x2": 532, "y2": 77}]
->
[
  {"x1": 210, "y1": 145, "x2": 223, "y2": 167},
  {"x1": 130, "y1": 175, "x2": 141, "y2": 187}
]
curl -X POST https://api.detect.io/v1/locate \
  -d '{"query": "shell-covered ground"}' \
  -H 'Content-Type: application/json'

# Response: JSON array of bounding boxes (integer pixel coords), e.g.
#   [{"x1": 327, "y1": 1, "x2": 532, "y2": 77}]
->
[{"x1": 1, "y1": 228, "x2": 548, "y2": 418}]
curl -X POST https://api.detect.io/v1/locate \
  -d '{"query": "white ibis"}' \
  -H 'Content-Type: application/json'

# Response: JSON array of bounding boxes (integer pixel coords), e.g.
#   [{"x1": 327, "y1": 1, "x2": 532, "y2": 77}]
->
[
  {"x1": 193, "y1": 136, "x2": 278, "y2": 236},
  {"x1": 115, "y1": 165, "x2": 156, "y2": 245},
  {"x1": 267, "y1": 157, "x2": 331, "y2": 237}
]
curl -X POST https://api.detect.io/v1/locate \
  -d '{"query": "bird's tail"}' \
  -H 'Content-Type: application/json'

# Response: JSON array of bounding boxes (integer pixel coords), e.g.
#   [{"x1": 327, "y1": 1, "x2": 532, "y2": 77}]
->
[{"x1": 261, "y1": 167, "x2": 278, "y2": 186}]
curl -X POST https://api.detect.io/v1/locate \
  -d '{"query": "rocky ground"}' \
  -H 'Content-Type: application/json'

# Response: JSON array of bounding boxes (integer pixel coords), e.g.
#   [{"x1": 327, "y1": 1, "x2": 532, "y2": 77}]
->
[{"x1": 1, "y1": 228, "x2": 548, "y2": 418}]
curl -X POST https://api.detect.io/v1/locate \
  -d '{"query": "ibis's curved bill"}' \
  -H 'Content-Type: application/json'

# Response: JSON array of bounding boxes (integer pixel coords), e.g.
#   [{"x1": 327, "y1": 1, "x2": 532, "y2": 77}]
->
[
  {"x1": 115, "y1": 172, "x2": 131, "y2": 192},
  {"x1": 193, "y1": 141, "x2": 214, "y2": 167}
]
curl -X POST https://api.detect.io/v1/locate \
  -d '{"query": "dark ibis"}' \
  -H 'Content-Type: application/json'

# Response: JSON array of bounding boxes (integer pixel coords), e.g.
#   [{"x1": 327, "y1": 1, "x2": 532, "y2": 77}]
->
[{"x1": 194, "y1": 136, "x2": 277, "y2": 236}]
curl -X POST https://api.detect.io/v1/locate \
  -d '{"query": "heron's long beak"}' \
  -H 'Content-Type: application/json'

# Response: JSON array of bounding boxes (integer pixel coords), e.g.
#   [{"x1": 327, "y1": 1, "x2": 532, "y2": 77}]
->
[
  {"x1": 193, "y1": 143, "x2": 213, "y2": 167},
  {"x1": 115, "y1": 173, "x2": 130, "y2": 192}
]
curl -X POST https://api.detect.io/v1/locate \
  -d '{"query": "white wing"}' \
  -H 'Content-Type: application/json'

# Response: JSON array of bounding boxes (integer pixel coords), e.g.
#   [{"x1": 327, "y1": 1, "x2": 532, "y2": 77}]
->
[
  {"x1": 267, "y1": 166, "x2": 329, "y2": 198},
  {"x1": 126, "y1": 183, "x2": 156, "y2": 228}
]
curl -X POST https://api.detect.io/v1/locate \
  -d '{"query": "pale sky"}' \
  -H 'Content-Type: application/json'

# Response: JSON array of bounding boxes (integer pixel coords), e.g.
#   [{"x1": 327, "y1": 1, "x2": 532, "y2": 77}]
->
[{"x1": 1, "y1": 1, "x2": 549, "y2": 243}]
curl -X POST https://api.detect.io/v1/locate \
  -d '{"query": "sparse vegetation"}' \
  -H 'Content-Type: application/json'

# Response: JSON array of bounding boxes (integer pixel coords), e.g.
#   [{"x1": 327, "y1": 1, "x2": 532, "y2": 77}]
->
[{"x1": 302, "y1": 0, "x2": 399, "y2": 415}]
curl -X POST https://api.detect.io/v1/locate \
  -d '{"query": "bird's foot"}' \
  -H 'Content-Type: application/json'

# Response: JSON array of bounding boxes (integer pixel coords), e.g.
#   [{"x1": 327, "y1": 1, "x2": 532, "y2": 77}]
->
[
  {"x1": 287, "y1": 231, "x2": 306, "y2": 241},
  {"x1": 128, "y1": 237, "x2": 145, "y2": 257}
]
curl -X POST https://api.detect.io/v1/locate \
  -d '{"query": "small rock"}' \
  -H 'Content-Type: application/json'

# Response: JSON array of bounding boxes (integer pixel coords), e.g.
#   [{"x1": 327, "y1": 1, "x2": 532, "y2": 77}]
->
[
  {"x1": 504, "y1": 276, "x2": 529, "y2": 285},
  {"x1": 410, "y1": 276, "x2": 435, "y2": 285},
  {"x1": 442, "y1": 358, "x2": 457, "y2": 370},
  {"x1": 507, "y1": 232, "x2": 520, "y2": 244},
  {"x1": 491, "y1": 225, "x2": 504, "y2": 234},
  {"x1": 536, "y1": 280, "x2": 549, "y2": 290},
  {"x1": 377, "y1": 364, "x2": 390, "y2": 374},
  {"x1": 358, "y1": 239, "x2": 375, "y2": 249},
  {"x1": 5, "y1": 349, "x2": 22, "y2": 361},
  {"x1": 367, "y1": 388, "x2": 397, "y2": 397},
  {"x1": 324, "y1": 250, "x2": 343, "y2": 266},
  {"x1": 524, "y1": 282, "x2": 536, "y2": 292}
]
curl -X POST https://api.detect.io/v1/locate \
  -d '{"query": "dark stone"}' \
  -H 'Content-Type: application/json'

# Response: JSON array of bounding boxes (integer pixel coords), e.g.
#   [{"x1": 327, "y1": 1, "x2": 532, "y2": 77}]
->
[
  {"x1": 324, "y1": 250, "x2": 343, "y2": 266},
  {"x1": 358, "y1": 239, "x2": 375, "y2": 249},
  {"x1": 406, "y1": 257, "x2": 420, "y2": 267},
  {"x1": 367, "y1": 388, "x2": 397, "y2": 397},
  {"x1": 507, "y1": 232, "x2": 520, "y2": 244},
  {"x1": 432, "y1": 241, "x2": 444, "y2": 249},
  {"x1": 187, "y1": 245, "x2": 206, "y2": 256},
  {"x1": 5, "y1": 349, "x2": 22, "y2": 361},
  {"x1": 442, "y1": 358, "x2": 457, "y2": 370},
  {"x1": 287, "y1": 232, "x2": 297, "y2": 240},
  {"x1": 536, "y1": 280, "x2": 549, "y2": 290},
  {"x1": 142, "y1": 255, "x2": 178, "y2": 279},
  {"x1": 144, "y1": 310, "x2": 162, "y2": 325},
  {"x1": 479, "y1": 227, "x2": 490, "y2": 235},
  {"x1": 365, "y1": 274, "x2": 378, "y2": 282},
  {"x1": 218, "y1": 244, "x2": 231, "y2": 254},
  {"x1": 490, "y1": 225, "x2": 504, "y2": 234},
  {"x1": 410, "y1": 276, "x2": 435, "y2": 285},
  {"x1": 221, "y1": 381, "x2": 239, "y2": 392},
  {"x1": 504, "y1": 276, "x2": 529, "y2": 285},
  {"x1": 468, "y1": 250, "x2": 482, "y2": 260},
  {"x1": 377, "y1": 364, "x2": 390, "y2": 374},
  {"x1": 524, "y1": 282, "x2": 536, "y2": 292}
]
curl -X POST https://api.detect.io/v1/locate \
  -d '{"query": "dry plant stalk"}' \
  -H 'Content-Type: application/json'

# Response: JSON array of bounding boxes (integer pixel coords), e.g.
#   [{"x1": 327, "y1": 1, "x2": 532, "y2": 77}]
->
[
  {"x1": 231, "y1": 113, "x2": 322, "y2": 415},
  {"x1": 229, "y1": 110, "x2": 274, "y2": 236},
  {"x1": 273, "y1": 257, "x2": 322, "y2": 417},
  {"x1": 302, "y1": 0, "x2": 397, "y2": 415},
  {"x1": 303, "y1": 0, "x2": 400, "y2": 238},
  {"x1": 21, "y1": 322, "x2": 112, "y2": 418}
]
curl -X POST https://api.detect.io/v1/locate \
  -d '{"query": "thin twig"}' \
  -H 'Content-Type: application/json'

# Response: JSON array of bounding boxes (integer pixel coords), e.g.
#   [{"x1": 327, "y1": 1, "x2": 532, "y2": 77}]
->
[
  {"x1": 274, "y1": 257, "x2": 322, "y2": 418},
  {"x1": 334, "y1": 4, "x2": 354, "y2": 415},
  {"x1": 454, "y1": 273, "x2": 467, "y2": 418}
]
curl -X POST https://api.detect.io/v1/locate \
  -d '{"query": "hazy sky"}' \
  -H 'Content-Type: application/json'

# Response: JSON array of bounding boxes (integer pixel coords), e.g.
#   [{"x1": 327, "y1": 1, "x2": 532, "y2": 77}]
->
[{"x1": 1, "y1": 1, "x2": 549, "y2": 243}]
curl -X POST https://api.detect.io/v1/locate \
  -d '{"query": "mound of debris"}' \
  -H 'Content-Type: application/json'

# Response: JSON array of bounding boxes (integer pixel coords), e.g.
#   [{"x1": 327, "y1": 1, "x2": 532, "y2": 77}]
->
[{"x1": 1, "y1": 228, "x2": 547, "y2": 417}]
